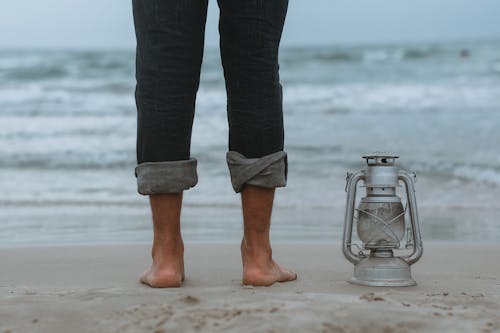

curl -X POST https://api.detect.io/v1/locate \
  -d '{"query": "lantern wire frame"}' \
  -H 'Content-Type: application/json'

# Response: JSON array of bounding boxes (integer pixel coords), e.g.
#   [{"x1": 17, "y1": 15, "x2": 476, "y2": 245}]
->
[{"x1": 347, "y1": 181, "x2": 415, "y2": 258}]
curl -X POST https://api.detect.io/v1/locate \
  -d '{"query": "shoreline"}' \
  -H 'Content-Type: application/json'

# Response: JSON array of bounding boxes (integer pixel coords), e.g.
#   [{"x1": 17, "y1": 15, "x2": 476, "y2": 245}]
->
[
  {"x1": 1, "y1": 242, "x2": 499, "y2": 332},
  {"x1": 2, "y1": 203, "x2": 499, "y2": 246},
  {"x1": 1, "y1": 239, "x2": 500, "y2": 249}
]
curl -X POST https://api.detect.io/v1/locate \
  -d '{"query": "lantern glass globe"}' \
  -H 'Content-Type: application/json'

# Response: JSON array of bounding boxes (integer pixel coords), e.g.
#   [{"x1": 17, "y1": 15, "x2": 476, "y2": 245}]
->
[{"x1": 357, "y1": 200, "x2": 405, "y2": 248}]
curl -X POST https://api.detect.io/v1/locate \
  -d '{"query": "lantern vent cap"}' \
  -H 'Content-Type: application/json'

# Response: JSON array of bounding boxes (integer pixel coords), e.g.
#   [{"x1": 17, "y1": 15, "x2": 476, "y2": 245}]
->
[{"x1": 362, "y1": 152, "x2": 399, "y2": 166}]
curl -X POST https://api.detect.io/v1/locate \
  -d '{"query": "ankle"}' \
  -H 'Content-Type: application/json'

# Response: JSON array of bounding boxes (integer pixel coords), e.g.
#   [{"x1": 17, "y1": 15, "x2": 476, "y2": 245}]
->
[
  {"x1": 241, "y1": 237, "x2": 272, "y2": 260},
  {"x1": 243, "y1": 229, "x2": 271, "y2": 246},
  {"x1": 152, "y1": 236, "x2": 184, "y2": 258}
]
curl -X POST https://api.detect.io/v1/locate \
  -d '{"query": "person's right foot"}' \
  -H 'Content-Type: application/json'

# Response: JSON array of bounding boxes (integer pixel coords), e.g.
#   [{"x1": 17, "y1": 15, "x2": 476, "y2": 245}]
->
[
  {"x1": 140, "y1": 238, "x2": 185, "y2": 288},
  {"x1": 241, "y1": 239, "x2": 297, "y2": 286}
]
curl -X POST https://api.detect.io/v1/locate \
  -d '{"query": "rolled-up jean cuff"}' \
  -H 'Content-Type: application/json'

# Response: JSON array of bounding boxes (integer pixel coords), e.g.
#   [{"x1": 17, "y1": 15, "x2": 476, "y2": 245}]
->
[
  {"x1": 135, "y1": 158, "x2": 198, "y2": 195},
  {"x1": 226, "y1": 151, "x2": 288, "y2": 193}
]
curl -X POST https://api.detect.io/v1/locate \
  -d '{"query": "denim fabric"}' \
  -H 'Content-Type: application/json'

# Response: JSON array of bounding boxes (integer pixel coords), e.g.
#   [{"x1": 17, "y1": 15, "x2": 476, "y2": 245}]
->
[{"x1": 132, "y1": 0, "x2": 289, "y2": 194}]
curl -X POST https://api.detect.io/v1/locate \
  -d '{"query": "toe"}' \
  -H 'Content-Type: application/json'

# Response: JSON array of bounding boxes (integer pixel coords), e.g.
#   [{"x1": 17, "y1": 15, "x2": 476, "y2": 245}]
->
[
  {"x1": 139, "y1": 268, "x2": 151, "y2": 284},
  {"x1": 277, "y1": 265, "x2": 297, "y2": 282}
]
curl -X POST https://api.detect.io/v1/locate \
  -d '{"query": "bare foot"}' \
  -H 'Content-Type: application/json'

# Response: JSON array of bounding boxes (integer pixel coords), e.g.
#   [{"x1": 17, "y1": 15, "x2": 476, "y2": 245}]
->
[
  {"x1": 241, "y1": 239, "x2": 297, "y2": 286},
  {"x1": 140, "y1": 238, "x2": 185, "y2": 288}
]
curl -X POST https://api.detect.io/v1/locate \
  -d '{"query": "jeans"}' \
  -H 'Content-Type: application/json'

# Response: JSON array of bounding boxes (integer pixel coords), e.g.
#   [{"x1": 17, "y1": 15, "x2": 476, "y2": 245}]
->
[{"x1": 132, "y1": 0, "x2": 289, "y2": 194}]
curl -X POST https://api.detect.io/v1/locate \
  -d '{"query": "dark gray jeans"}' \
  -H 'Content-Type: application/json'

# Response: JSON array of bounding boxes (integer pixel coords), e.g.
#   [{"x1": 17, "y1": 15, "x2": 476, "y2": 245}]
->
[{"x1": 133, "y1": 0, "x2": 289, "y2": 194}]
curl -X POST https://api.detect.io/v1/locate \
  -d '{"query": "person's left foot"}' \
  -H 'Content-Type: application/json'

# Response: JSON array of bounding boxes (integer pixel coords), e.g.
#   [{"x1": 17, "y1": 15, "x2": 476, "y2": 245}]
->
[{"x1": 140, "y1": 237, "x2": 185, "y2": 288}]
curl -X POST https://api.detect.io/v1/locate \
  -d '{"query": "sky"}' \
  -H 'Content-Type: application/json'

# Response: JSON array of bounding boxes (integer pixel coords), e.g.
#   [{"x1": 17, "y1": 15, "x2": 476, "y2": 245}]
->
[{"x1": 1, "y1": 0, "x2": 500, "y2": 49}]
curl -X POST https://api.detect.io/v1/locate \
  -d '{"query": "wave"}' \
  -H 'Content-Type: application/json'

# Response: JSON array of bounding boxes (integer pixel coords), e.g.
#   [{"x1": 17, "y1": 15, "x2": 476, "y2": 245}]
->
[
  {"x1": 405, "y1": 160, "x2": 500, "y2": 186},
  {"x1": 0, "y1": 50, "x2": 134, "y2": 82},
  {"x1": 313, "y1": 51, "x2": 359, "y2": 63},
  {"x1": 0, "y1": 43, "x2": 463, "y2": 84},
  {"x1": 402, "y1": 48, "x2": 433, "y2": 59},
  {"x1": 2, "y1": 148, "x2": 500, "y2": 187},
  {"x1": 2, "y1": 66, "x2": 68, "y2": 80},
  {"x1": 0, "y1": 199, "x2": 245, "y2": 209},
  {"x1": 449, "y1": 164, "x2": 500, "y2": 186},
  {"x1": 279, "y1": 45, "x2": 441, "y2": 65},
  {"x1": 1, "y1": 81, "x2": 499, "y2": 119},
  {"x1": 281, "y1": 83, "x2": 500, "y2": 113},
  {"x1": 0, "y1": 154, "x2": 135, "y2": 170}
]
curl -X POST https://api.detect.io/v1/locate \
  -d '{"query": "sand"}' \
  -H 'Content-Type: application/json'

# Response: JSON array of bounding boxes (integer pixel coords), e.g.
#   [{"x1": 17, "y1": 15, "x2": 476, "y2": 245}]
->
[{"x1": 1, "y1": 242, "x2": 499, "y2": 333}]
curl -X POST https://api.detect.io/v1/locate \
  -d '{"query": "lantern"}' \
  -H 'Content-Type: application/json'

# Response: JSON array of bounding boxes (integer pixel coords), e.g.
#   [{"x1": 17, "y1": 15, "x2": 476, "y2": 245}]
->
[{"x1": 342, "y1": 153, "x2": 423, "y2": 286}]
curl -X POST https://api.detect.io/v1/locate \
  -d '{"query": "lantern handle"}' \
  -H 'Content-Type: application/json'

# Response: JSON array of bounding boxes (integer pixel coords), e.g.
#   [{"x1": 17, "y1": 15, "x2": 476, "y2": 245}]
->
[
  {"x1": 398, "y1": 170, "x2": 423, "y2": 265},
  {"x1": 342, "y1": 170, "x2": 365, "y2": 264}
]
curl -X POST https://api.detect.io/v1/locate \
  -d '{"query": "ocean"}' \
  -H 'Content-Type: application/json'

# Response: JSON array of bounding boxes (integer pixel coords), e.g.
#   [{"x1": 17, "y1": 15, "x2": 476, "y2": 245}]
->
[{"x1": 1, "y1": 39, "x2": 500, "y2": 246}]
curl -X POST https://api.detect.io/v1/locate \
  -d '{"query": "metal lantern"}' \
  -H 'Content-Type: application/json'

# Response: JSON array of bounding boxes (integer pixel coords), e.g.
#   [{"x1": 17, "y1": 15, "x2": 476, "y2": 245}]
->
[{"x1": 342, "y1": 153, "x2": 423, "y2": 286}]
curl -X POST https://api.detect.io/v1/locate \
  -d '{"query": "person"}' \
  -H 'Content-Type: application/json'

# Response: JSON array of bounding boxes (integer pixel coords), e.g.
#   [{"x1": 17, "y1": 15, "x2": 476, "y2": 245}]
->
[{"x1": 132, "y1": 0, "x2": 296, "y2": 287}]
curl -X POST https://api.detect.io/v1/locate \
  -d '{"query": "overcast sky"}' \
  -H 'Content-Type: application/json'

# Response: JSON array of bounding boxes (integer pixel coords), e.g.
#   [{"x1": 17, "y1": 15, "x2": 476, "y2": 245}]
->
[{"x1": 1, "y1": 0, "x2": 499, "y2": 49}]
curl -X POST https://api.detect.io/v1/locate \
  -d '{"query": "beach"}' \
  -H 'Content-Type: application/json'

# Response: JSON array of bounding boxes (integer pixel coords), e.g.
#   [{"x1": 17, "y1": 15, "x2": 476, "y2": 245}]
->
[
  {"x1": 1, "y1": 40, "x2": 500, "y2": 332},
  {"x1": 1, "y1": 242, "x2": 499, "y2": 333}
]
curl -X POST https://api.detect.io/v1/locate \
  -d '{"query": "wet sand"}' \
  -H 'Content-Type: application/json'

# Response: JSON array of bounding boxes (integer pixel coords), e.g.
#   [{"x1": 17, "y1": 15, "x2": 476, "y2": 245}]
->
[{"x1": 1, "y1": 242, "x2": 499, "y2": 333}]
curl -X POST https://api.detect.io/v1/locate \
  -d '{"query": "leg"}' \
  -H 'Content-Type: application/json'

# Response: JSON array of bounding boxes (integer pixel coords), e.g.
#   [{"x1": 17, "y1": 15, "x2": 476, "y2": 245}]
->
[
  {"x1": 218, "y1": 0, "x2": 296, "y2": 286},
  {"x1": 132, "y1": 0, "x2": 208, "y2": 287},
  {"x1": 140, "y1": 193, "x2": 184, "y2": 288},
  {"x1": 218, "y1": 0, "x2": 288, "y2": 159},
  {"x1": 241, "y1": 185, "x2": 297, "y2": 286},
  {"x1": 134, "y1": 0, "x2": 208, "y2": 165}
]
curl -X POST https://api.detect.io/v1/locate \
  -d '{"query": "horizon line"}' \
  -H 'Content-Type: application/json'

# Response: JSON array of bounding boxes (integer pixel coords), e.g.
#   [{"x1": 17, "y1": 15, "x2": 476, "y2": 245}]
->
[{"x1": 0, "y1": 35, "x2": 499, "y2": 52}]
